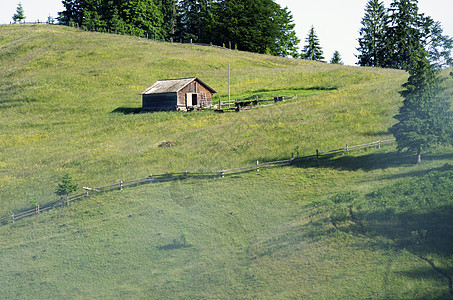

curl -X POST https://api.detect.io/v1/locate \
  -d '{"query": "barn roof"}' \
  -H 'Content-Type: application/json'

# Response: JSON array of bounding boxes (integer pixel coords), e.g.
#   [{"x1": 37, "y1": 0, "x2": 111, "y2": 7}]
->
[{"x1": 140, "y1": 77, "x2": 216, "y2": 95}]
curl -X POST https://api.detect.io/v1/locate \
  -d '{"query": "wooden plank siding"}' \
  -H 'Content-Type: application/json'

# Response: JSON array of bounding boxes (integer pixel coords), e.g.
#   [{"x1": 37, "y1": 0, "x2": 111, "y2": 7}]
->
[
  {"x1": 177, "y1": 81, "x2": 213, "y2": 110},
  {"x1": 142, "y1": 93, "x2": 177, "y2": 111}
]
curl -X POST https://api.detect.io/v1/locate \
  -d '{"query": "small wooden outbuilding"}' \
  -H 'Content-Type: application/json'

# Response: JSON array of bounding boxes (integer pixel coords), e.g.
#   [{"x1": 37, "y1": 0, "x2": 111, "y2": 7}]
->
[{"x1": 140, "y1": 77, "x2": 216, "y2": 111}]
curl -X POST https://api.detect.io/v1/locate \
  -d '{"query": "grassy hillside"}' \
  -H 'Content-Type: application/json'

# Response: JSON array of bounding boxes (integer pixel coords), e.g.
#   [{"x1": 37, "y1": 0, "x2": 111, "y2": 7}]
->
[
  {"x1": 0, "y1": 24, "x2": 452, "y2": 298},
  {"x1": 0, "y1": 24, "x2": 406, "y2": 212}
]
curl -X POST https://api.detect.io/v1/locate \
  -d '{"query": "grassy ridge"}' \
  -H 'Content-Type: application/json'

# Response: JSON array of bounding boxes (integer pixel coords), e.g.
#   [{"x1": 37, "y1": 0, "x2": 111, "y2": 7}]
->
[
  {"x1": 1, "y1": 24, "x2": 452, "y2": 298},
  {"x1": 0, "y1": 24, "x2": 406, "y2": 213}
]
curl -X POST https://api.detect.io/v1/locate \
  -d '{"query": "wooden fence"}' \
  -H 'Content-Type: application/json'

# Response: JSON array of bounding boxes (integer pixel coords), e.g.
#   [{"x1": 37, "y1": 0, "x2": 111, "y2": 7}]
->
[{"x1": 0, "y1": 139, "x2": 395, "y2": 225}]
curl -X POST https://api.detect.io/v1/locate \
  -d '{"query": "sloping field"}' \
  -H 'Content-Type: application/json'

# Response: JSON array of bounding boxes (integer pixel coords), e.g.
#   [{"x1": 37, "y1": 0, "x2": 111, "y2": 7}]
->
[{"x1": 0, "y1": 24, "x2": 452, "y2": 298}]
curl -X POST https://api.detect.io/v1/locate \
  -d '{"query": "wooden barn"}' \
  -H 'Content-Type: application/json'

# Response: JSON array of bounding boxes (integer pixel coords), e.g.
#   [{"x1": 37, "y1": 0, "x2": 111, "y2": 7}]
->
[{"x1": 140, "y1": 77, "x2": 216, "y2": 111}]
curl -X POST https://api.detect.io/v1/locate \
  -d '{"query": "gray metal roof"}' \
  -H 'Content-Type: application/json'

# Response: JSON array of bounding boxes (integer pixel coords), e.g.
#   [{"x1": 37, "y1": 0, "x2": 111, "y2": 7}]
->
[{"x1": 140, "y1": 77, "x2": 216, "y2": 95}]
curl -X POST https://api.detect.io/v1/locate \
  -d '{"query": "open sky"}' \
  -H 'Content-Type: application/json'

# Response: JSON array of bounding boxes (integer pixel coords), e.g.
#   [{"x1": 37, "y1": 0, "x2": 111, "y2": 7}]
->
[{"x1": 1, "y1": 0, "x2": 452, "y2": 66}]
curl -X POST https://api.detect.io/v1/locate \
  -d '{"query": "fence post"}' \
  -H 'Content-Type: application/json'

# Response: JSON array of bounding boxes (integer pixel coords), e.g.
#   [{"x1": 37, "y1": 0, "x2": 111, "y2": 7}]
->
[
  {"x1": 257, "y1": 160, "x2": 260, "y2": 172},
  {"x1": 36, "y1": 204, "x2": 40, "y2": 214},
  {"x1": 185, "y1": 171, "x2": 188, "y2": 178},
  {"x1": 316, "y1": 149, "x2": 319, "y2": 160},
  {"x1": 149, "y1": 174, "x2": 153, "y2": 183},
  {"x1": 378, "y1": 139, "x2": 381, "y2": 150},
  {"x1": 221, "y1": 171, "x2": 224, "y2": 179},
  {"x1": 346, "y1": 144, "x2": 349, "y2": 152},
  {"x1": 120, "y1": 181, "x2": 123, "y2": 191},
  {"x1": 11, "y1": 213, "x2": 14, "y2": 224},
  {"x1": 66, "y1": 195, "x2": 69, "y2": 206}
]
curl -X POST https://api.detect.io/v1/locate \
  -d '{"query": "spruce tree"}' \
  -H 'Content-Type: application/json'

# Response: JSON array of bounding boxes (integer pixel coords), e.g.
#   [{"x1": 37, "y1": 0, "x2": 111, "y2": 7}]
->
[
  {"x1": 59, "y1": 0, "x2": 83, "y2": 26},
  {"x1": 12, "y1": 2, "x2": 26, "y2": 23},
  {"x1": 389, "y1": 53, "x2": 452, "y2": 164},
  {"x1": 56, "y1": 173, "x2": 78, "y2": 197},
  {"x1": 211, "y1": 0, "x2": 298, "y2": 56},
  {"x1": 385, "y1": 0, "x2": 423, "y2": 71},
  {"x1": 156, "y1": 0, "x2": 177, "y2": 40},
  {"x1": 419, "y1": 16, "x2": 453, "y2": 68},
  {"x1": 357, "y1": 0, "x2": 388, "y2": 67},
  {"x1": 272, "y1": 6, "x2": 300, "y2": 58},
  {"x1": 357, "y1": 0, "x2": 452, "y2": 70},
  {"x1": 302, "y1": 26, "x2": 324, "y2": 61},
  {"x1": 330, "y1": 51, "x2": 343, "y2": 64},
  {"x1": 176, "y1": 0, "x2": 213, "y2": 43}
]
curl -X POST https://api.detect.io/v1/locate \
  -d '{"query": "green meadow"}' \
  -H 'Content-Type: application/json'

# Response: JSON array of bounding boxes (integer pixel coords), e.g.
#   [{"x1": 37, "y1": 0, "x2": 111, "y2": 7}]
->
[{"x1": 0, "y1": 24, "x2": 452, "y2": 298}]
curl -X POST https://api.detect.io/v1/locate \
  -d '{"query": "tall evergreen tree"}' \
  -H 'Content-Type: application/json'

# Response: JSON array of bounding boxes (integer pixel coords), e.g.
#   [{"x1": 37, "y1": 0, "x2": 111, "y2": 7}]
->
[
  {"x1": 121, "y1": 0, "x2": 164, "y2": 36},
  {"x1": 12, "y1": 2, "x2": 26, "y2": 23},
  {"x1": 419, "y1": 15, "x2": 453, "y2": 68},
  {"x1": 384, "y1": 0, "x2": 453, "y2": 70},
  {"x1": 389, "y1": 54, "x2": 452, "y2": 163},
  {"x1": 156, "y1": 0, "x2": 176, "y2": 40},
  {"x1": 213, "y1": 0, "x2": 275, "y2": 53},
  {"x1": 357, "y1": 0, "x2": 452, "y2": 70},
  {"x1": 357, "y1": 0, "x2": 388, "y2": 67},
  {"x1": 272, "y1": 6, "x2": 300, "y2": 58},
  {"x1": 59, "y1": 0, "x2": 83, "y2": 25},
  {"x1": 109, "y1": 7, "x2": 127, "y2": 33},
  {"x1": 176, "y1": 0, "x2": 213, "y2": 43},
  {"x1": 384, "y1": 0, "x2": 424, "y2": 71},
  {"x1": 302, "y1": 26, "x2": 324, "y2": 61}
]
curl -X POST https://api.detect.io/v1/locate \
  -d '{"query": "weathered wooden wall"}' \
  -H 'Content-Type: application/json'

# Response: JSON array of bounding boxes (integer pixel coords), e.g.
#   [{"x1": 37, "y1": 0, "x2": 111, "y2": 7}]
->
[
  {"x1": 142, "y1": 93, "x2": 178, "y2": 111},
  {"x1": 177, "y1": 81, "x2": 213, "y2": 108}
]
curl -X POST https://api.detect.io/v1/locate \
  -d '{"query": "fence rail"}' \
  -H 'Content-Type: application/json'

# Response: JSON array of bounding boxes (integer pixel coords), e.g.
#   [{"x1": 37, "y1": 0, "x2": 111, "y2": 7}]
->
[{"x1": 0, "y1": 139, "x2": 395, "y2": 225}]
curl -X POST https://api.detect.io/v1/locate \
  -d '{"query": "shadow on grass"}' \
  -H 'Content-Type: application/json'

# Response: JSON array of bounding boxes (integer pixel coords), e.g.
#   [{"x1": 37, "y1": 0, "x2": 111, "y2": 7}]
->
[
  {"x1": 111, "y1": 107, "x2": 142, "y2": 114},
  {"x1": 357, "y1": 206, "x2": 453, "y2": 256},
  {"x1": 157, "y1": 243, "x2": 192, "y2": 251},
  {"x1": 288, "y1": 150, "x2": 453, "y2": 174}
]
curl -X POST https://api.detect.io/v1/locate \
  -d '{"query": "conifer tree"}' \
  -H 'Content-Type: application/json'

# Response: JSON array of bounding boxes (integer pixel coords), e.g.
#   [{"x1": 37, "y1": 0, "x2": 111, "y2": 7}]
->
[
  {"x1": 384, "y1": 0, "x2": 452, "y2": 70},
  {"x1": 56, "y1": 173, "x2": 78, "y2": 197},
  {"x1": 211, "y1": 0, "x2": 298, "y2": 56},
  {"x1": 271, "y1": 6, "x2": 300, "y2": 58},
  {"x1": 389, "y1": 53, "x2": 452, "y2": 164},
  {"x1": 357, "y1": 0, "x2": 387, "y2": 67},
  {"x1": 302, "y1": 26, "x2": 324, "y2": 61},
  {"x1": 12, "y1": 2, "x2": 26, "y2": 23},
  {"x1": 155, "y1": 0, "x2": 176, "y2": 40},
  {"x1": 330, "y1": 51, "x2": 343, "y2": 64},
  {"x1": 176, "y1": 0, "x2": 213, "y2": 43},
  {"x1": 385, "y1": 0, "x2": 423, "y2": 71},
  {"x1": 357, "y1": 0, "x2": 452, "y2": 70}
]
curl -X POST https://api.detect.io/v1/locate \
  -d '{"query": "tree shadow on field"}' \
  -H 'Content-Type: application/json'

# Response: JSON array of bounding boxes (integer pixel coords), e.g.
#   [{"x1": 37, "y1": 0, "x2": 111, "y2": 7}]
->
[
  {"x1": 290, "y1": 151, "x2": 453, "y2": 174},
  {"x1": 302, "y1": 199, "x2": 453, "y2": 296},
  {"x1": 352, "y1": 204, "x2": 453, "y2": 296},
  {"x1": 289, "y1": 151, "x2": 413, "y2": 171},
  {"x1": 318, "y1": 164, "x2": 453, "y2": 296},
  {"x1": 357, "y1": 205, "x2": 453, "y2": 257},
  {"x1": 111, "y1": 107, "x2": 142, "y2": 114}
]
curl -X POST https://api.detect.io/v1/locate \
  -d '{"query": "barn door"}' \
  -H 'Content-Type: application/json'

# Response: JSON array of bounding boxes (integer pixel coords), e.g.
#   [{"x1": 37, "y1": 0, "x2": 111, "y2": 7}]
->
[{"x1": 185, "y1": 93, "x2": 192, "y2": 107}]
